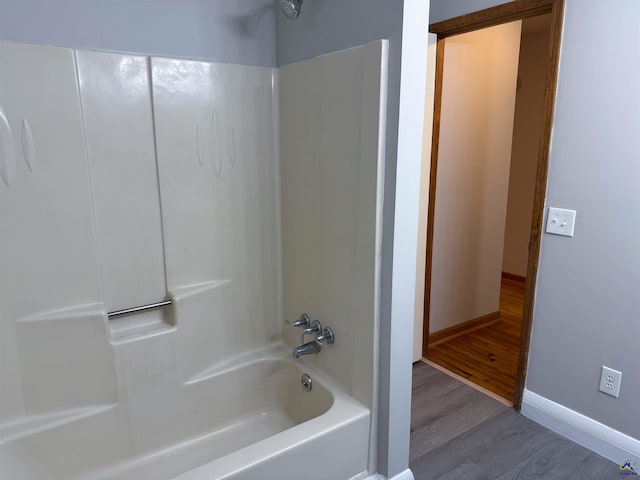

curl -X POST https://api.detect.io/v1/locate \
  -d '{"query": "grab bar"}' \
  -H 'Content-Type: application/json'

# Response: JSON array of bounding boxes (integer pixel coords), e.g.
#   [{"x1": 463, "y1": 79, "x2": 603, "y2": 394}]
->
[{"x1": 107, "y1": 300, "x2": 172, "y2": 319}]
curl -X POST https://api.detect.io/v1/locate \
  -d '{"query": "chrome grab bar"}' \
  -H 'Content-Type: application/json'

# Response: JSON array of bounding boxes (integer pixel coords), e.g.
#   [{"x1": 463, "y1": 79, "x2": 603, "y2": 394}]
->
[{"x1": 107, "y1": 300, "x2": 172, "y2": 319}]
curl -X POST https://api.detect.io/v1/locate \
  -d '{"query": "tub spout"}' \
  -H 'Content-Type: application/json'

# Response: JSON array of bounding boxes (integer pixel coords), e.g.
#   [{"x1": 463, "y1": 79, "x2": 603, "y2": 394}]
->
[
  {"x1": 292, "y1": 340, "x2": 321, "y2": 358},
  {"x1": 292, "y1": 326, "x2": 335, "y2": 358}
]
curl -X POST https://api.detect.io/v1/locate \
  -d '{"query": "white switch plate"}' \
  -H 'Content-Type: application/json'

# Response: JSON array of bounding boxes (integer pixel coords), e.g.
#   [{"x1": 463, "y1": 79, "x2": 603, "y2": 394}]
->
[
  {"x1": 599, "y1": 366, "x2": 622, "y2": 398},
  {"x1": 546, "y1": 207, "x2": 576, "y2": 237}
]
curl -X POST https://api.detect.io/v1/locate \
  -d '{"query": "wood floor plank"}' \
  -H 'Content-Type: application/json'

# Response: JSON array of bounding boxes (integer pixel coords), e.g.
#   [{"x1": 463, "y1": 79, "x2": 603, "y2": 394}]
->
[
  {"x1": 496, "y1": 441, "x2": 616, "y2": 480},
  {"x1": 410, "y1": 363, "x2": 616, "y2": 480},
  {"x1": 410, "y1": 385, "x2": 507, "y2": 460},
  {"x1": 411, "y1": 381, "x2": 467, "y2": 428},
  {"x1": 411, "y1": 364, "x2": 509, "y2": 459},
  {"x1": 426, "y1": 278, "x2": 524, "y2": 401},
  {"x1": 424, "y1": 351, "x2": 516, "y2": 399},
  {"x1": 411, "y1": 410, "x2": 568, "y2": 479},
  {"x1": 552, "y1": 444, "x2": 619, "y2": 478},
  {"x1": 495, "y1": 439, "x2": 576, "y2": 480},
  {"x1": 412, "y1": 359, "x2": 461, "y2": 391}
]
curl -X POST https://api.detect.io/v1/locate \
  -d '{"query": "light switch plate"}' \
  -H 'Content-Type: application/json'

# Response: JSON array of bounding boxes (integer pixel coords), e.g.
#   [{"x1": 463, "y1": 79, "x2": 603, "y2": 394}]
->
[{"x1": 546, "y1": 207, "x2": 576, "y2": 237}]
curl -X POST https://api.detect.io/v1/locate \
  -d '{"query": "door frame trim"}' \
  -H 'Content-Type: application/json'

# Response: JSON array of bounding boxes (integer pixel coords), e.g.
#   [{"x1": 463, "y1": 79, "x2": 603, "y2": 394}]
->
[{"x1": 422, "y1": 0, "x2": 566, "y2": 410}]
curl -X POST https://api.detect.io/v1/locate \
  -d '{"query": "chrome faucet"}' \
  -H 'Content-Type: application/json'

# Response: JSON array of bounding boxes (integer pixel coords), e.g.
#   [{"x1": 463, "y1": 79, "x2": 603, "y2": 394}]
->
[
  {"x1": 293, "y1": 340, "x2": 322, "y2": 358},
  {"x1": 285, "y1": 313, "x2": 311, "y2": 328},
  {"x1": 292, "y1": 325, "x2": 335, "y2": 358},
  {"x1": 285, "y1": 313, "x2": 320, "y2": 342},
  {"x1": 300, "y1": 319, "x2": 322, "y2": 343},
  {"x1": 285, "y1": 314, "x2": 335, "y2": 358}
]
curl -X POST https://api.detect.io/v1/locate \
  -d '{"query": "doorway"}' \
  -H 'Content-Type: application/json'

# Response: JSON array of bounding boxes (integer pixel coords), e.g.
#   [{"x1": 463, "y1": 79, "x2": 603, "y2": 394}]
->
[{"x1": 420, "y1": 0, "x2": 565, "y2": 409}]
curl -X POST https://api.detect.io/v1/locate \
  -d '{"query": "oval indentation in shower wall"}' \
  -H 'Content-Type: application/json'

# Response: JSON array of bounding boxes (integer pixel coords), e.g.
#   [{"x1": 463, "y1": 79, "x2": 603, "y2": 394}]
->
[
  {"x1": 228, "y1": 126, "x2": 236, "y2": 166},
  {"x1": 209, "y1": 110, "x2": 222, "y2": 178},
  {"x1": 0, "y1": 106, "x2": 16, "y2": 187},
  {"x1": 195, "y1": 122, "x2": 205, "y2": 166},
  {"x1": 21, "y1": 119, "x2": 35, "y2": 172}
]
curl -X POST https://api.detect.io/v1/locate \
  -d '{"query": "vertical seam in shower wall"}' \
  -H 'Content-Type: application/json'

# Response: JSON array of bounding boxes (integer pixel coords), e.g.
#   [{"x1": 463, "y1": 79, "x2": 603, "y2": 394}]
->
[
  {"x1": 72, "y1": 49, "x2": 107, "y2": 312},
  {"x1": 146, "y1": 56, "x2": 170, "y2": 296},
  {"x1": 272, "y1": 67, "x2": 284, "y2": 328}
]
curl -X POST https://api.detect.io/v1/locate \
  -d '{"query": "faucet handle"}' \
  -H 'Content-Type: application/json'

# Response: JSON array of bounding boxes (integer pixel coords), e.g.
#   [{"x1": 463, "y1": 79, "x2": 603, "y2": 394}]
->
[
  {"x1": 301, "y1": 320, "x2": 322, "y2": 343},
  {"x1": 316, "y1": 327, "x2": 335, "y2": 345},
  {"x1": 285, "y1": 313, "x2": 311, "y2": 328}
]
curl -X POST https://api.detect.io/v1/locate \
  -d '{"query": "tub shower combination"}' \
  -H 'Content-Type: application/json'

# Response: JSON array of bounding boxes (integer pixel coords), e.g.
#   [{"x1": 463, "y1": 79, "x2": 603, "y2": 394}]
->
[{"x1": 0, "y1": 34, "x2": 387, "y2": 480}]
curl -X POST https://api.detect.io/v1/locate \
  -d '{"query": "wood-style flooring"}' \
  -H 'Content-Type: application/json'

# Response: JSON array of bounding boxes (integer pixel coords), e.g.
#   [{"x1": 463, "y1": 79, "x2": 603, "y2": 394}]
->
[
  {"x1": 410, "y1": 362, "x2": 615, "y2": 480},
  {"x1": 427, "y1": 278, "x2": 524, "y2": 402}
]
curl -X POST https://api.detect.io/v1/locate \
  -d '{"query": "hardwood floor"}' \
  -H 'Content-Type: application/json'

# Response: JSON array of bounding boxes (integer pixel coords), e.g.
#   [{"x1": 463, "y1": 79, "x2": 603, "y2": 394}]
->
[
  {"x1": 410, "y1": 362, "x2": 615, "y2": 480},
  {"x1": 426, "y1": 277, "x2": 524, "y2": 402}
]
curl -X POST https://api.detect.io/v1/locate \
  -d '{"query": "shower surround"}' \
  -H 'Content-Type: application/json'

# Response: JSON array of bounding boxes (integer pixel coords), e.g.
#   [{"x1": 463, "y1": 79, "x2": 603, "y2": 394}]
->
[{"x1": 0, "y1": 40, "x2": 387, "y2": 479}]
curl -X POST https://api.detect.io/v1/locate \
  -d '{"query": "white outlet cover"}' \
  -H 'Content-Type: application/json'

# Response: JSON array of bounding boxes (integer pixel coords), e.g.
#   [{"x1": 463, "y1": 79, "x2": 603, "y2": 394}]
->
[
  {"x1": 546, "y1": 207, "x2": 576, "y2": 237},
  {"x1": 599, "y1": 365, "x2": 622, "y2": 398}
]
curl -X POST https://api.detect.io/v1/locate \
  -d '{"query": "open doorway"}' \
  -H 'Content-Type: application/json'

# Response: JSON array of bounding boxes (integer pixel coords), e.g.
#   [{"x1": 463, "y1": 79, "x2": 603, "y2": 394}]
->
[{"x1": 419, "y1": 0, "x2": 564, "y2": 409}]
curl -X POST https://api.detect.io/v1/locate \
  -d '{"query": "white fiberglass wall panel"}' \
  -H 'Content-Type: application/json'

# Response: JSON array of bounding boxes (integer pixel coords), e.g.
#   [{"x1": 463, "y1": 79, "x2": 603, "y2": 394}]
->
[
  {"x1": 151, "y1": 58, "x2": 280, "y2": 380},
  {"x1": 0, "y1": 42, "x2": 115, "y2": 419},
  {"x1": 76, "y1": 51, "x2": 167, "y2": 315},
  {"x1": 279, "y1": 40, "x2": 388, "y2": 409}
]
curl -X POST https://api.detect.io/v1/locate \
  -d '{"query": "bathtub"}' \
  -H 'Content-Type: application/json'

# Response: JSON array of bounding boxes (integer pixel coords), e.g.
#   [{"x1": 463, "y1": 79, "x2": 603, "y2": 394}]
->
[{"x1": 0, "y1": 345, "x2": 371, "y2": 480}]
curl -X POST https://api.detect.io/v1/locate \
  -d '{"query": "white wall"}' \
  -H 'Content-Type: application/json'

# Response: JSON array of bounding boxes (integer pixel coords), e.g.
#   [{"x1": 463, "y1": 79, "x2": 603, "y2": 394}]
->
[
  {"x1": 429, "y1": 22, "x2": 521, "y2": 334},
  {"x1": 279, "y1": 40, "x2": 387, "y2": 472},
  {"x1": 526, "y1": 0, "x2": 640, "y2": 439},
  {"x1": 0, "y1": 1, "x2": 435, "y2": 476},
  {"x1": 151, "y1": 57, "x2": 280, "y2": 379},
  {"x1": 0, "y1": 43, "x2": 114, "y2": 420},
  {"x1": 277, "y1": 2, "x2": 432, "y2": 477},
  {"x1": 0, "y1": 0, "x2": 276, "y2": 66},
  {"x1": 502, "y1": 22, "x2": 550, "y2": 277},
  {"x1": 0, "y1": 41, "x2": 280, "y2": 450},
  {"x1": 390, "y1": 6, "x2": 431, "y2": 477},
  {"x1": 76, "y1": 50, "x2": 169, "y2": 343}
]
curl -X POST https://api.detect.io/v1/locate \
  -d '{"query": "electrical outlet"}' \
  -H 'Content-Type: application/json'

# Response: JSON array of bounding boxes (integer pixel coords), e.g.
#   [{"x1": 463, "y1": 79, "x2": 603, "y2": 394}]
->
[{"x1": 599, "y1": 366, "x2": 622, "y2": 398}]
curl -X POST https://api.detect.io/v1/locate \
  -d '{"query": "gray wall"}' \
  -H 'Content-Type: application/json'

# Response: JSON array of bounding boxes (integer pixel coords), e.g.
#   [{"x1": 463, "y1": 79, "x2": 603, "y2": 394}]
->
[
  {"x1": 526, "y1": 0, "x2": 640, "y2": 437},
  {"x1": 0, "y1": 0, "x2": 276, "y2": 66},
  {"x1": 429, "y1": 0, "x2": 505, "y2": 23},
  {"x1": 430, "y1": 0, "x2": 640, "y2": 438},
  {"x1": 277, "y1": 2, "x2": 410, "y2": 477}
]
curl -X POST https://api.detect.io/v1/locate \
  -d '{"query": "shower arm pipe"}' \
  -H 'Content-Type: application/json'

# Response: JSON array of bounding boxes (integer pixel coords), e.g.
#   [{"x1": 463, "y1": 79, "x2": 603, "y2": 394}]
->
[{"x1": 107, "y1": 300, "x2": 172, "y2": 319}]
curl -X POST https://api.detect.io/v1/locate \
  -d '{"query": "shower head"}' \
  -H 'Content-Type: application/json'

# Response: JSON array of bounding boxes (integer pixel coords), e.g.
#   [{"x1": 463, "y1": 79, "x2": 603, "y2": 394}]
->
[{"x1": 280, "y1": 0, "x2": 303, "y2": 20}]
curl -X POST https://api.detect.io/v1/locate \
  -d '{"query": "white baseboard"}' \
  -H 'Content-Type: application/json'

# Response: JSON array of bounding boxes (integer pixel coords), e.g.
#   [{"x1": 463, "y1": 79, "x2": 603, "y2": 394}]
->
[
  {"x1": 364, "y1": 469, "x2": 414, "y2": 480},
  {"x1": 351, "y1": 473, "x2": 377, "y2": 480},
  {"x1": 389, "y1": 469, "x2": 415, "y2": 480},
  {"x1": 521, "y1": 389, "x2": 640, "y2": 465}
]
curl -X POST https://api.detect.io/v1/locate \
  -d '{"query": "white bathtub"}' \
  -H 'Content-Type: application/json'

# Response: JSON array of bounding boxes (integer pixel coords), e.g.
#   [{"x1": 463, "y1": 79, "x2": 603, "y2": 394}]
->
[{"x1": 0, "y1": 346, "x2": 371, "y2": 480}]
